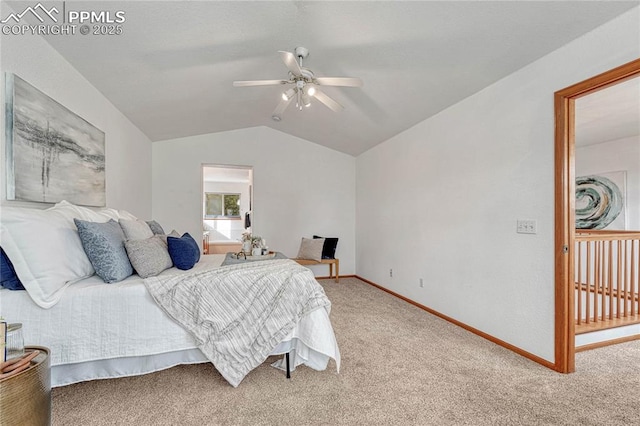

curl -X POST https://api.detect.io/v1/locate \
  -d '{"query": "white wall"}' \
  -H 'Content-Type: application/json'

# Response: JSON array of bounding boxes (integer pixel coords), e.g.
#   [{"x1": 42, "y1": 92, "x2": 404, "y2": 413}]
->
[
  {"x1": 576, "y1": 136, "x2": 640, "y2": 230},
  {"x1": 153, "y1": 126, "x2": 356, "y2": 275},
  {"x1": 356, "y1": 7, "x2": 640, "y2": 363},
  {"x1": 0, "y1": 32, "x2": 152, "y2": 217},
  {"x1": 203, "y1": 181, "x2": 250, "y2": 242}
]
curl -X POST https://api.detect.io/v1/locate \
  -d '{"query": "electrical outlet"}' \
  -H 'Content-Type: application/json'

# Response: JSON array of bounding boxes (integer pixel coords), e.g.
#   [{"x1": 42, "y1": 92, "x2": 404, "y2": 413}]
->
[
  {"x1": 389, "y1": 268, "x2": 393, "y2": 278},
  {"x1": 517, "y1": 219, "x2": 537, "y2": 234},
  {"x1": 419, "y1": 278, "x2": 424, "y2": 288}
]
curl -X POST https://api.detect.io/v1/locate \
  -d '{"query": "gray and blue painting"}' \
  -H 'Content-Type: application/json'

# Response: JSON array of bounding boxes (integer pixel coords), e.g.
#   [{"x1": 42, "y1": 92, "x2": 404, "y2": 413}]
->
[{"x1": 576, "y1": 175, "x2": 623, "y2": 229}]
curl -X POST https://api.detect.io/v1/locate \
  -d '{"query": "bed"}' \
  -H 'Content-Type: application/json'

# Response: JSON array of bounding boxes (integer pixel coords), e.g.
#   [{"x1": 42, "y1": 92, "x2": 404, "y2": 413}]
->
[{"x1": 0, "y1": 203, "x2": 340, "y2": 387}]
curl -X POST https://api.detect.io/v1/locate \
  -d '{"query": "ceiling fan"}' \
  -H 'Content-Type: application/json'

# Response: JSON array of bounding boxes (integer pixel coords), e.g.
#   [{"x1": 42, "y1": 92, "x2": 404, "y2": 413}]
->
[{"x1": 233, "y1": 47, "x2": 363, "y2": 121}]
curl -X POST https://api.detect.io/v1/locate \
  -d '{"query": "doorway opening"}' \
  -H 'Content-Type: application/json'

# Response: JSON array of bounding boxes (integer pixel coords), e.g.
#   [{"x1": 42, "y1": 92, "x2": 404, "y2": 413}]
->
[
  {"x1": 201, "y1": 164, "x2": 253, "y2": 255},
  {"x1": 554, "y1": 58, "x2": 640, "y2": 373}
]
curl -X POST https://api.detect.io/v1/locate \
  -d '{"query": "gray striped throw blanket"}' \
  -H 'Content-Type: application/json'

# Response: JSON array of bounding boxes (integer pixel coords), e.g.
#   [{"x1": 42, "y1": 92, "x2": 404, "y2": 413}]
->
[{"x1": 144, "y1": 259, "x2": 331, "y2": 387}]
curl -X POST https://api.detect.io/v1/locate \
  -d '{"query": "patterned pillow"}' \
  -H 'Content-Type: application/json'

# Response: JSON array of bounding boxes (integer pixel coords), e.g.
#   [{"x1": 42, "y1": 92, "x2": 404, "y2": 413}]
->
[
  {"x1": 167, "y1": 233, "x2": 200, "y2": 270},
  {"x1": 146, "y1": 220, "x2": 165, "y2": 235},
  {"x1": 119, "y1": 219, "x2": 154, "y2": 241},
  {"x1": 75, "y1": 219, "x2": 133, "y2": 283},
  {"x1": 296, "y1": 237, "x2": 324, "y2": 261},
  {"x1": 125, "y1": 236, "x2": 173, "y2": 278}
]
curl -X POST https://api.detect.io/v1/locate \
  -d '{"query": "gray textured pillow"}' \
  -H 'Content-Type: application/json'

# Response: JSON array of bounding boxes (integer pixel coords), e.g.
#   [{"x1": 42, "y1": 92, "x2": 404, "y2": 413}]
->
[
  {"x1": 296, "y1": 237, "x2": 325, "y2": 261},
  {"x1": 74, "y1": 219, "x2": 133, "y2": 283},
  {"x1": 125, "y1": 236, "x2": 173, "y2": 278},
  {"x1": 119, "y1": 219, "x2": 154, "y2": 241},
  {"x1": 146, "y1": 220, "x2": 165, "y2": 235}
]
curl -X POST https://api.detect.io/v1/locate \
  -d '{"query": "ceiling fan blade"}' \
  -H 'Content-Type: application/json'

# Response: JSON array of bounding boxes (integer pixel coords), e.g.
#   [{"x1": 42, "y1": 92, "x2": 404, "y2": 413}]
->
[
  {"x1": 272, "y1": 96, "x2": 294, "y2": 119},
  {"x1": 233, "y1": 80, "x2": 289, "y2": 87},
  {"x1": 315, "y1": 77, "x2": 363, "y2": 87},
  {"x1": 278, "y1": 51, "x2": 303, "y2": 77},
  {"x1": 313, "y1": 89, "x2": 344, "y2": 112}
]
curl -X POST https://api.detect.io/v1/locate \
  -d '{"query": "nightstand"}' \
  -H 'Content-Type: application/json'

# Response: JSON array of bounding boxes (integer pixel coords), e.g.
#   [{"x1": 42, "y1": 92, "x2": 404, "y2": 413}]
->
[{"x1": 0, "y1": 346, "x2": 51, "y2": 426}]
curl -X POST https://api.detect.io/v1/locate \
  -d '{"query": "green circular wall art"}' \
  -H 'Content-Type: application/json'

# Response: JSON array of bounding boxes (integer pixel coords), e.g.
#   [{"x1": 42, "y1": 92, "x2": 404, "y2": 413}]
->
[{"x1": 575, "y1": 175, "x2": 623, "y2": 229}]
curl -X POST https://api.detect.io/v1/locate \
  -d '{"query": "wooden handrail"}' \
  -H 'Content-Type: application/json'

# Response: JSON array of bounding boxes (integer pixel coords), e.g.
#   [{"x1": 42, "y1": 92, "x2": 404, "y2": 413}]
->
[
  {"x1": 574, "y1": 230, "x2": 639, "y2": 327},
  {"x1": 576, "y1": 231, "x2": 640, "y2": 242}
]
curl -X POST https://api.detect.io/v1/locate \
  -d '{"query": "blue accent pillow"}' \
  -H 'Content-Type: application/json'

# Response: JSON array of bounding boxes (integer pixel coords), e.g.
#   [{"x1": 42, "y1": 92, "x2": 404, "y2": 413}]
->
[
  {"x1": 74, "y1": 219, "x2": 133, "y2": 283},
  {"x1": 167, "y1": 233, "x2": 200, "y2": 270},
  {"x1": 0, "y1": 247, "x2": 25, "y2": 290}
]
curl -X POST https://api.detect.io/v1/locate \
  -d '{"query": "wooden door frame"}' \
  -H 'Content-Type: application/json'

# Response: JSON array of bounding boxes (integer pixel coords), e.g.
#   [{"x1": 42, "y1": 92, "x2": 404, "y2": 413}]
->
[{"x1": 554, "y1": 58, "x2": 640, "y2": 373}]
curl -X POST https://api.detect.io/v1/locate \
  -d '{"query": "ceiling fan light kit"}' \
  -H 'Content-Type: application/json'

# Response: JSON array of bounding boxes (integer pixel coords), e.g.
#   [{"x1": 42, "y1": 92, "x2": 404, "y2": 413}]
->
[
  {"x1": 282, "y1": 88, "x2": 296, "y2": 101},
  {"x1": 232, "y1": 47, "x2": 363, "y2": 121}
]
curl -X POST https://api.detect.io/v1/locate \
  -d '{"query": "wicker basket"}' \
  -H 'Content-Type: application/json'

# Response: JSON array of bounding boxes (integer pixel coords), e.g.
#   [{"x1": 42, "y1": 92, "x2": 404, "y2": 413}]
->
[{"x1": 0, "y1": 346, "x2": 51, "y2": 426}]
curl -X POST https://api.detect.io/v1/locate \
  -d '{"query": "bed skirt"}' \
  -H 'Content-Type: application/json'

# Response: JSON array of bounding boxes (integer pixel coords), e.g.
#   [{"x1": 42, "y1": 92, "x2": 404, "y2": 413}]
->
[{"x1": 51, "y1": 348, "x2": 209, "y2": 387}]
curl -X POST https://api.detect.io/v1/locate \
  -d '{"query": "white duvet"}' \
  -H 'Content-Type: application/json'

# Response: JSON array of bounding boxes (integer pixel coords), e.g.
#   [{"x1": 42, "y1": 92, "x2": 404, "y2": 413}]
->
[{"x1": 0, "y1": 255, "x2": 340, "y2": 386}]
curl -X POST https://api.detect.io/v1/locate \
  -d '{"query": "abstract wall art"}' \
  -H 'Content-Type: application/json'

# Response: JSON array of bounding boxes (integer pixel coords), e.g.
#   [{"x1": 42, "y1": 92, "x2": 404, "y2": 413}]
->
[
  {"x1": 575, "y1": 171, "x2": 626, "y2": 230},
  {"x1": 5, "y1": 73, "x2": 105, "y2": 206}
]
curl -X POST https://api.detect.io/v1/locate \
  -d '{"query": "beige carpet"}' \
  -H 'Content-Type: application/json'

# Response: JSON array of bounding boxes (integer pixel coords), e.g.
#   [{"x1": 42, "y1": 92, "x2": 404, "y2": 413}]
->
[{"x1": 52, "y1": 278, "x2": 640, "y2": 425}]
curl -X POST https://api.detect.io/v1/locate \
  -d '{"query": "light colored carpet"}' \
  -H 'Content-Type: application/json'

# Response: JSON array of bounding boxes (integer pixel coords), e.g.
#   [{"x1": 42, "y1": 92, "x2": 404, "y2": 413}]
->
[{"x1": 52, "y1": 277, "x2": 640, "y2": 425}]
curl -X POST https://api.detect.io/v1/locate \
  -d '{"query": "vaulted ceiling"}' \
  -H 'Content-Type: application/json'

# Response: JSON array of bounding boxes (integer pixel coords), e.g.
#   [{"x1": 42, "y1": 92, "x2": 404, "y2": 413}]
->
[{"x1": 24, "y1": 1, "x2": 639, "y2": 156}]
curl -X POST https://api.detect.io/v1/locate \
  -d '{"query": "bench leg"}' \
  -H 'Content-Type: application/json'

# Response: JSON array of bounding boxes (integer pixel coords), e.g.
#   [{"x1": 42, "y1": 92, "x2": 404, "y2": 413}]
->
[{"x1": 286, "y1": 352, "x2": 291, "y2": 379}]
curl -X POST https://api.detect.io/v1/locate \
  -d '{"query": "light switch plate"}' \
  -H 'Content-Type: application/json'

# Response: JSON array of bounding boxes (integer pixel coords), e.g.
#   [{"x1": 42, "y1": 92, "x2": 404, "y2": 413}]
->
[{"x1": 517, "y1": 219, "x2": 537, "y2": 234}]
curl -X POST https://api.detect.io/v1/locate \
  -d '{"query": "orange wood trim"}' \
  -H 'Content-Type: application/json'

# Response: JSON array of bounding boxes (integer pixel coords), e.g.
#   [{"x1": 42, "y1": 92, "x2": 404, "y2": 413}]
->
[
  {"x1": 577, "y1": 230, "x2": 640, "y2": 235},
  {"x1": 576, "y1": 233, "x2": 640, "y2": 241},
  {"x1": 293, "y1": 258, "x2": 338, "y2": 265},
  {"x1": 554, "y1": 57, "x2": 640, "y2": 374},
  {"x1": 356, "y1": 276, "x2": 557, "y2": 371},
  {"x1": 554, "y1": 90, "x2": 574, "y2": 373},
  {"x1": 555, "y1": 58, "x2": 640, "y2": 99},
  {"x1": 575, "y1": 334, "x2": 640, "y2": 352},
  {"x1": 317, "y1": 274, "x2": 356, "y2": 280}
]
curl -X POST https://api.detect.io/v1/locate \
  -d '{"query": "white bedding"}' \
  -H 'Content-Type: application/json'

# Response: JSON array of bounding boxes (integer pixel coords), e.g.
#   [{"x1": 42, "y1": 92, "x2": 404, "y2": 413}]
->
[{"x1": 0, "y1": 254, "x2": 340, "y2": 387}]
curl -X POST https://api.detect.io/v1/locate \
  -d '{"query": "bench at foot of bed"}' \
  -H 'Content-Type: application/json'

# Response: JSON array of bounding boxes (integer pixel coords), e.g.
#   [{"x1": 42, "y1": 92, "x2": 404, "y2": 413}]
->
[{"x1": 293, "y1": 258, "x2": 339, "y2": 283}]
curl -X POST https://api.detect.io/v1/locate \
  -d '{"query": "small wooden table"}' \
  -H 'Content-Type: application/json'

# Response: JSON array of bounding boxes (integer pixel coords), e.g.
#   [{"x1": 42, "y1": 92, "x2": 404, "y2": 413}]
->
[
  {"x1": 0, "y1": 346, "x2": 51, "y2": 426},
  {"x1": 293, "y1": 258, "x2": 340, "y2": 283}
]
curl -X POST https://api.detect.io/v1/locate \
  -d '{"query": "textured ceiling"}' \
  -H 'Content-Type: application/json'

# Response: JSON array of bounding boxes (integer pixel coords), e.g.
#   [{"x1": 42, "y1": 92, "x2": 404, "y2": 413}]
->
[{"x1": 22, "y1": 1, "x2": 639, "y2": 156}]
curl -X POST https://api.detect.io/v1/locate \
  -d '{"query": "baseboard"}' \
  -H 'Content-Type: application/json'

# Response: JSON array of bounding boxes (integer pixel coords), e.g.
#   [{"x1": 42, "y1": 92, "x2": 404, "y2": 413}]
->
[
  {"x1": 315, "y1": 274, "x2": 356, "y2": 280},
  {"x1": 575, "y1": 334, "x2": 640, "y2": 352},
  {"x1": 355, "y1": 275, "x2": 557, "y2": 371}
]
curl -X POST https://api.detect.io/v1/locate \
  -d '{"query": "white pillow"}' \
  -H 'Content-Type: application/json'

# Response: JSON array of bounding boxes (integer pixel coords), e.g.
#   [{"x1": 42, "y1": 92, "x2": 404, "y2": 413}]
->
[
  {"x1": 118, "y1": 210, "x2": 138, "y2": 220},
  {"x1": 48, "y1": 200, "x2": 136, "y2": 222},
  {"x1": 0, "y1": 206, "x2": 94, "y2": 308},
  {"x1": 48, "y1": 200, "x2": 112, "y2": 222}
]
